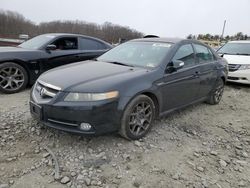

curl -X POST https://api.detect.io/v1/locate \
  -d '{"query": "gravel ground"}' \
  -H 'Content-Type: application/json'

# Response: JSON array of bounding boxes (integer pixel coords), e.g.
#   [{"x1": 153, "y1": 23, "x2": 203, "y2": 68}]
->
[{"x1": 0, "y1": 83, "x2": 250, "y2": 188}]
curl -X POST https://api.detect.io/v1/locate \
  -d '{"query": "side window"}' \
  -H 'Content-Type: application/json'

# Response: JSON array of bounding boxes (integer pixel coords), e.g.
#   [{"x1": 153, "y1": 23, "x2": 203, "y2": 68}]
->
[
  {"x1": 52, "y1": 37, "x2": 78, "y2": 50},
  {"x1": 194, "y1": 44, "x2": 214, "y2": 63},
  {"x1": 80, "y1": 38, "x2": 106, "y2": 50},
  {"x1": 172, "y1": 44, "x2": 195, "y2": 67}
]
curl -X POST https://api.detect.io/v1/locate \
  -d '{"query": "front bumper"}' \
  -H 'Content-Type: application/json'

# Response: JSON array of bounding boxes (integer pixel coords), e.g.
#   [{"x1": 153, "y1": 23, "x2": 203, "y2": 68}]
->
[
  {"x1": 227, "y1": 69, "x2": 250, "y2": 84},
  {"x1": 30, "y1": 99, "x2": 122, "y2": 135}
]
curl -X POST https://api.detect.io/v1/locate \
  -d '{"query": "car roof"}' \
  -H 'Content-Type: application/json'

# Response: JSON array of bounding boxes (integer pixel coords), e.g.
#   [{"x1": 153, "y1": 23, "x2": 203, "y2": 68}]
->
[
  {"x1": 130, "y1": 37, "x2": 206, "y2": 45},
  {"x1": 39, "y1": 33, "x2": 112, "y2": 46},
  {"x1": 228, "y1": 40, "x2": 250, "y2": 44},
  {"x1": 131, "y1": 37, "x2": 183, "y2": 43},
  {"x1": 41, "y1": 33, "x2": 87, "y2": 37}
]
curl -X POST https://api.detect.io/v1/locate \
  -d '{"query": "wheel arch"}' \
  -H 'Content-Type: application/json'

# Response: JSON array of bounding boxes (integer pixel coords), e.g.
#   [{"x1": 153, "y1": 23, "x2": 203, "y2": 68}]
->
[
  {"x1": 141, "y1": 91, "x2": 160, "y2": 117},
  {"x1": 120, "y1": 90, "x2": 160, "y2": 118}
]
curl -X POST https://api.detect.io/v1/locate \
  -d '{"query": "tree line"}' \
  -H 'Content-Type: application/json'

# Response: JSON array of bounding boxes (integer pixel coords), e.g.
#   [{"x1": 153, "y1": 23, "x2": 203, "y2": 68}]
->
[
  {"x1": 187, "y1": 32, "x2": 249, "y2": 41},
  {"x1": 0, "y1": 10, "x2": 143, "y2": 43}
]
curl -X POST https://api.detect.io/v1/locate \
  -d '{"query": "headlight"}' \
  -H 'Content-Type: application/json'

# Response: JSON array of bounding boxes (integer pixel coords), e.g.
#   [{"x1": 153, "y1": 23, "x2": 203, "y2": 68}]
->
[
  {"x1": 64, "y1": 91, "x2": 119, "y2": 102},
  {"x1": 239, "y1": 64, "x2": 250, "y2": 70}
]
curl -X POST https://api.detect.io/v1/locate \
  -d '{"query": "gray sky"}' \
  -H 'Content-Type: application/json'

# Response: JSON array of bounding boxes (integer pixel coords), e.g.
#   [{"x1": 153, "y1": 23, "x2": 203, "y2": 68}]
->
[{"x1": 1, "y1": 0, "x2": 250, "y2": 38}]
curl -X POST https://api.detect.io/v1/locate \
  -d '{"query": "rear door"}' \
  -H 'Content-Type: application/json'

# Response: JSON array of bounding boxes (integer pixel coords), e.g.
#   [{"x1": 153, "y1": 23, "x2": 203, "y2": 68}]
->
[
  {"x1": 193, "y1": 44, "x2": 218, "y2": 98},
  {"x1": 159, "y1": 43, "x2": 201, "y2": 111},
  {"x1": 78, "y1": 37, "x2": 110, "y2": 61}
]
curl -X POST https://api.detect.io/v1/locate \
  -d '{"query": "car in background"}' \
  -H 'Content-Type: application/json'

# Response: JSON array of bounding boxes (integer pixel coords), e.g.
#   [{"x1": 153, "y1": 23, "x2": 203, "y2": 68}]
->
[
  {"x1": 217, "y1": 40, "x2": 250, "y2": 84},
  {"x1": 30, "y1": 38, "x2": 228, "y2": 140},
  {"x1": 0, "y1": 33, "x2": 112, "y2": 94}
]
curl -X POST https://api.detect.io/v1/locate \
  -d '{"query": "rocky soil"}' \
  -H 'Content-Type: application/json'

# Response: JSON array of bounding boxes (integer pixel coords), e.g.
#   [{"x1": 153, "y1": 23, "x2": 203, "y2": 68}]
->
[{"x1": 0, "y1": 83, "x2": 250, "y2": 188}]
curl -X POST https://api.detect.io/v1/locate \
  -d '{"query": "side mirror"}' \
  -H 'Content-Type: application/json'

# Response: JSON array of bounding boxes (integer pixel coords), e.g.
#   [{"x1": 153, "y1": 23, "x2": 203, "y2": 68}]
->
[
  {"x1": 166, "y1": 60, "x2": 185, "y2": 73},
  {"x1": 46, "y1": 44, "x2": 57, "y2": 51},
  {"x1": 219, "y1": 53, "x2": 224, "y2": 58}
]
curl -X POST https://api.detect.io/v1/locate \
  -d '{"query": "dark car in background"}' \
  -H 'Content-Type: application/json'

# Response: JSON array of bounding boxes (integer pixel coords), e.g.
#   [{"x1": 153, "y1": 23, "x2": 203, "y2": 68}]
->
[
  {"x1": 30, "y1": 38, "x2": 228, "y2": 140},
  {"x1": 0, "y1": 33, "x2": 112, "y2": 93}
]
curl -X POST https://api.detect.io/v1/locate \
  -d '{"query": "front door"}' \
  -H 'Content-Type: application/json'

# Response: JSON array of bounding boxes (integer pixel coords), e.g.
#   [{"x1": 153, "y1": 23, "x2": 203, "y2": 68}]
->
[{"x1": 41, "y1": 37, "x2": 80, "y2": 72}]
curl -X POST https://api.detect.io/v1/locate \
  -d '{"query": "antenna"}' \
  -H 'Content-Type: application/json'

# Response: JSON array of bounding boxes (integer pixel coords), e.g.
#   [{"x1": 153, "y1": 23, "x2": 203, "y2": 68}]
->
[{"x1": 220, "y1": 20, "x2": 226, "y2": 41}]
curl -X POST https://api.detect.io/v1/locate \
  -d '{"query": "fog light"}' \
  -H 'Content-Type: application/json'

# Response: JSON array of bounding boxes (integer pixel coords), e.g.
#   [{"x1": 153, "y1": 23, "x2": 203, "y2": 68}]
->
[{"x1": 80, "y1": 123, "x2": 92, "y2": 131}]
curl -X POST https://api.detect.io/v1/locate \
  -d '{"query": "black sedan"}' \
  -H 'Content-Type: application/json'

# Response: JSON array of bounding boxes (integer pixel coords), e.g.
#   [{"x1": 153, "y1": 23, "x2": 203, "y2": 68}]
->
[
  {"x1": 0, "y1": 33, "x2": 112, "y2": 93},
  {"x1": 30, "y1": 38, "x2": 228, "y2": 140}
]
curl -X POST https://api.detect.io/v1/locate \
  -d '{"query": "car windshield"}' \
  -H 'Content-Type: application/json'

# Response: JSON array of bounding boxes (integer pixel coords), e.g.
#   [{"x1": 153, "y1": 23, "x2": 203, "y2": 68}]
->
[
  {"x1": 19, "y1": 35, "x2": 56, "y2": 50},
  {"x1": 97, "y1": 41, "x2": 172, "y2": 68},
  {"x1": 217, "y1": 42, "x2": 250, "y2": 55}
]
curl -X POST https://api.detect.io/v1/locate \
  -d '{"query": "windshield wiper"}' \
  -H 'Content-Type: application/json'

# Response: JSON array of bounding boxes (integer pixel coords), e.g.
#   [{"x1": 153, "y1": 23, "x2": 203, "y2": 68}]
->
[
  {"x1": 235, "y1": 53, "x2": 250, "y2": 56},
  {"x1": 107, "y1": 61, "x2": 134, "y2": 67}
]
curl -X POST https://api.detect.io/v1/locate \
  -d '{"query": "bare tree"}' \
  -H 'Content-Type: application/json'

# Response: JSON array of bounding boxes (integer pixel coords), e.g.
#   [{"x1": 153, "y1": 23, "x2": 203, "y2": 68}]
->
[{"x1": 0, "y1": 10, "x2": 143, "y2": 43}]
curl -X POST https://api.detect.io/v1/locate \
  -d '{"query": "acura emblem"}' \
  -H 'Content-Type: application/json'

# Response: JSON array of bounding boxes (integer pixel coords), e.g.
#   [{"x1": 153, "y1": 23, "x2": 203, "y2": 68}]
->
[{"x1": 40, "y1": 87, "x2": 46, "y2": 97}]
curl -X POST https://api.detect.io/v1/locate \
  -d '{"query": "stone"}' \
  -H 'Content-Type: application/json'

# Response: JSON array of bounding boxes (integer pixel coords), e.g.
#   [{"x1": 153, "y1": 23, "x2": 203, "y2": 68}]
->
[
  {"x1": 242, "y1": 152, "x2": 248, "y2": 158},
  {"x1": 134, "y1": 141, "x2": 141, "y2": 147},
  {"x1": 219, "y1": 159, "x2": 227, "y2": 167},
  {"x1": 172, "y1": 173, "x2": 179, "y2": 180},
  {"x1": 197, "y1": 166, "x2": 204, "y2": 172},
  {"x1": 210, "y1": 151, "x2": 218, "y2": 156},
  {"x1": 43, "y1": 153, "x2": 50, "y2": 158},
  {"x1": 235, "y1": 145, "x2": 243, "y2": 150},
  {"x1": 133, "y1": 179, "x2": 142, "y2": 187},
  {"x1": 61, "y1": 176, "x2": 70, "y2": 184},
  {"x1": 76, "y1": 174, "x2": 84, "y2": 181},
  {"x1": 85, "y1": 178, "x2": 91, "y2": 186},
  {"x1": 71, "y1": 171, "x2": 77, "y2": 177},
  {"x1": 96, "y1": 152, "x2": 105, "y2": 158}
]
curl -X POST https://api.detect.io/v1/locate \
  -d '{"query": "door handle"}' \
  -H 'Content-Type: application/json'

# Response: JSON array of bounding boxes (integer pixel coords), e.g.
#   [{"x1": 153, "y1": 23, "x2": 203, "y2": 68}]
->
[{"x1": 193, "y1": 71, "x2": 200, "y2": 78}]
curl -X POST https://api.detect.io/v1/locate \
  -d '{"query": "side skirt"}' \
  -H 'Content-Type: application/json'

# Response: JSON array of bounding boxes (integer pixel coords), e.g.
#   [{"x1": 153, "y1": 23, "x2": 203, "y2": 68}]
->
[{"x1": 159, "y1": 97, "x2": 208, "y2": 118}]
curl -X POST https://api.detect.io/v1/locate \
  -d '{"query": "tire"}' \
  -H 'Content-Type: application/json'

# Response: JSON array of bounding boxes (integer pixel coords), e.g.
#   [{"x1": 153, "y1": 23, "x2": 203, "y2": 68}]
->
[
  {"x1": 0, "y1": 62, "x2": 28, "y2": 94},
  {"x1": 206, "y1": 78, "x2": 224, "y2": 105},
  {"x1": 119, "y1": 95, "x2": 156, "y2": 140}
]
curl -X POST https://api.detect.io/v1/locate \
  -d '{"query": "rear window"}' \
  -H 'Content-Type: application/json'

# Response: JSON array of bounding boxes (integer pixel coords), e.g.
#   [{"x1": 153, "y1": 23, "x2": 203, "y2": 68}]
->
[{"x1": 80, "y1": 38, "x2": 106, "y2": 50}]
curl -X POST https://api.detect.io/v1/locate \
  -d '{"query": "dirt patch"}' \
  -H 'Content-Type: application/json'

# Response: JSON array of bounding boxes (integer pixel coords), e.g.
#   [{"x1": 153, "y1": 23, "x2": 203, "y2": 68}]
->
[{"x1": 0, "y1": 84, "x2": 250, "y2": 187}]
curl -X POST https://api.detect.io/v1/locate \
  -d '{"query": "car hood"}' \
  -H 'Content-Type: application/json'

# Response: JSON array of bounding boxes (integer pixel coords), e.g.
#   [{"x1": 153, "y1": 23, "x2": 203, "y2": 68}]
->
[
  {"x1": 0, "y1": 46, "x2": 40, "y2": 61},
  {"x1": 223, "y1": 54, "x2": 250, "y2": 65},
  {"x1": 38, "y1": 60, "x2": 149, "y2": 92},
  {"x1": 0, "y1": 46, "x2": 34, "y2": 52}
]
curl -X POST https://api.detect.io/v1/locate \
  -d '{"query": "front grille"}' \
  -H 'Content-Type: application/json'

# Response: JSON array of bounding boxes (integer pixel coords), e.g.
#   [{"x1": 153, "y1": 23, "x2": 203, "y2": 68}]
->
[
  {"x1": 32, "y1": 80, "x2": 61, "y2": 103},
  {"x1": 228, "y1": 64, "x2": 241, "y2": 72},
  {"x1": 227, "y1": 76, "x2": 239, "y2": 80},
  {"x1": 36, "y1": 82, "x2": 59, "y2": 99}
]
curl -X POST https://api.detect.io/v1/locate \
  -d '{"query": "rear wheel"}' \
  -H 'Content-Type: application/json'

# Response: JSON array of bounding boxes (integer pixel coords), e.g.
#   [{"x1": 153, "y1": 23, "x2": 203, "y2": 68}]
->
[
  {"x1": 0, "y1": 62, "x2": 28, "y2": 94},
  {"x1": 206, "y1": 78, "x2": 224, "y2": 105},
  {"x1": 120, "y1": 95, "x2": 155, "y2": 140}
]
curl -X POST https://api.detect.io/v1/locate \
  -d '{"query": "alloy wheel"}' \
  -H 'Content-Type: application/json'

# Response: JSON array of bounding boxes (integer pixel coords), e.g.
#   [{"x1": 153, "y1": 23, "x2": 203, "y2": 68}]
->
[
  {"x1": 128, "y1": 101, "x2": 153, "y2": 136},
  {"x1": 0, "y1": 66, "x2": 25, "y2": 91},
  {"x1": 214, "y1": 85, "x2": 224, "y2": 103}
]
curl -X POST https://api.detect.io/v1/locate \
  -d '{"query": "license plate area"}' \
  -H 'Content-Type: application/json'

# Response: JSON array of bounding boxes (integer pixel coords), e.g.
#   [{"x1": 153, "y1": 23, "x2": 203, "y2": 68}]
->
[{"x1": 30, "y1": 101, "x2": 43, "y2": 120}]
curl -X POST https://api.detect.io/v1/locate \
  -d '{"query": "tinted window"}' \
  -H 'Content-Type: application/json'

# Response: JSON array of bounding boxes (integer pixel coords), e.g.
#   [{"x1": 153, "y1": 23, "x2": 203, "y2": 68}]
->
[
  {"x1": 217, "y1": 42, "x2": 250, "y2": 55},
  {"x1": 80, "y1": 38, "x2": 106, "y2": 50},
  {"x1": 194, "y1": 44, "x2": 214, "y2": 63},
  {"x1": 172, "y1": 44, "x2": 195, "y2": 67},
  {"x1": 52, "y1": 37, "x2": 78, "y2": 50}
]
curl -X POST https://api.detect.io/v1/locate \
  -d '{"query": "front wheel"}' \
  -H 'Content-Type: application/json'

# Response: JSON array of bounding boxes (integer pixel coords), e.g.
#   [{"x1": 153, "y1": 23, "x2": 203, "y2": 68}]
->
[
  {"x1": 206, "y1": 78, "x2": 224, "y2": 105},
  {"x1": 0, "y1": 62, "x2": 28, "y2": 94},
  {"x1": 119, "y1": 95, "x2": 155, "y2": 140}
]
